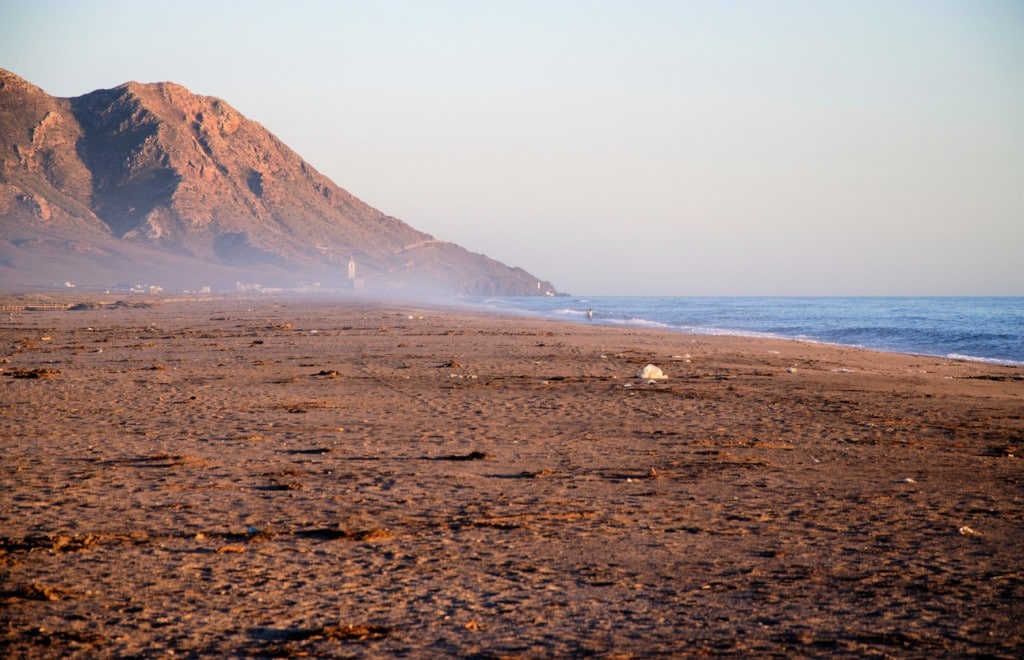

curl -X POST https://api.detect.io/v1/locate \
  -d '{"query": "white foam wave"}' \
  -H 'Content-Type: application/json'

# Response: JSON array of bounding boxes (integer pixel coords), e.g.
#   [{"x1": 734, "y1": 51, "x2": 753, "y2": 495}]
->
[
  {"x1": 603, "y1": 317, "x2": 672, "y2": 329},
  {"x1": 946, "y1": 353, "x2": 1024, "y2": 367},
  {"x1": 681, "y1": 325, "x2": 786, "y2": 341}
]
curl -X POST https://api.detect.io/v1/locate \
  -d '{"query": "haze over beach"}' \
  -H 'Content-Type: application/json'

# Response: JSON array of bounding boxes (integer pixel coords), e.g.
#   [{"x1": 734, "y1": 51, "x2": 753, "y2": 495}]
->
[
  {"x1": 2, "y1": 2, "x2": 1024, "y2": 658},
  {"x1": 3, "y1": 0, "x2": 1021, "y2": 296}
]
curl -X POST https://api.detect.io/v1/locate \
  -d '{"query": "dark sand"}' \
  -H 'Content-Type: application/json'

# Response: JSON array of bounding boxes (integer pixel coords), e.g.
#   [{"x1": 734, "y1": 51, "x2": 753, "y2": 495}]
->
[{"x1": 1, "y1": 296, "x2": 1022, "y2": 657}]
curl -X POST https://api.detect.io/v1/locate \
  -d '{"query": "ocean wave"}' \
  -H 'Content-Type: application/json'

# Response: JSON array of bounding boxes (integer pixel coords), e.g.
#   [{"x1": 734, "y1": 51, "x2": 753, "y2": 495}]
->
[
  {"x1": 603, "y1": 317, "x2": 672, "y2": 329},
  {"x1": 946, "y1": 353, "x2": 1024, "y2": 367},
  {"x1": 681, "y1": 325, "x2": 789, "y2": 341}
]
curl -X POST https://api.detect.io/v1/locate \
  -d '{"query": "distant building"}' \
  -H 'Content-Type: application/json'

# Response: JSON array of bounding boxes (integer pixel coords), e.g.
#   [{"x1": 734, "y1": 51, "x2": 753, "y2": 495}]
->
[{"x1": 348, "y1": 257, "x2": 357, "y2": 280}]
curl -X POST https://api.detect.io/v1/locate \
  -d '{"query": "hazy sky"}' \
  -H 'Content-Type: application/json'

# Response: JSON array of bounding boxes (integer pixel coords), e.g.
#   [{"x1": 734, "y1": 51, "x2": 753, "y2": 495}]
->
[{"x1": 3, "y1": 0, "x2": 1022, "y2": 295}]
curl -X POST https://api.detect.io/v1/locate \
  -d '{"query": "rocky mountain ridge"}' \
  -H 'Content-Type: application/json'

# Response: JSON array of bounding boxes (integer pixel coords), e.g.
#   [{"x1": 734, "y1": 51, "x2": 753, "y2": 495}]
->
[{"x1": 0, "y1": 68, "x2": 556, "y2": 295}]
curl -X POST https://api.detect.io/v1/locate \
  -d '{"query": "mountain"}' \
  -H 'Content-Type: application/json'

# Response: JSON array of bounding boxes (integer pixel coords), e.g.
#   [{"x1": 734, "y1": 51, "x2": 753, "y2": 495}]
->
[{"x1": 0, "y1": 68, "x2": 557, "y2": 295}]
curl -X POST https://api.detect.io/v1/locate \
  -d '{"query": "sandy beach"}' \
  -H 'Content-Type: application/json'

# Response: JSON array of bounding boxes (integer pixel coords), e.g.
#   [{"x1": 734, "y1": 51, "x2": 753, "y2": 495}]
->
[{"x1": 1, "y1": 295, "x2": 1021, "y2": 657}]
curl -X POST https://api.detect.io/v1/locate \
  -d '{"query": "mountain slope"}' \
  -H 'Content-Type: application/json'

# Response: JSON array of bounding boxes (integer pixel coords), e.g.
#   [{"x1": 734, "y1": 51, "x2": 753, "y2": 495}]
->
[{"x1": 0, "y1": 68, "x2": 556, "y2": 295}]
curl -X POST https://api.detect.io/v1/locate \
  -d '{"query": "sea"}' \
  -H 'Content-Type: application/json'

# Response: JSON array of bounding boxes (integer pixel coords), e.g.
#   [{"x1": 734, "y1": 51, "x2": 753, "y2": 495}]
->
[{"x1": 470, "y1": 297, "x2": 1024, "y2": 366}]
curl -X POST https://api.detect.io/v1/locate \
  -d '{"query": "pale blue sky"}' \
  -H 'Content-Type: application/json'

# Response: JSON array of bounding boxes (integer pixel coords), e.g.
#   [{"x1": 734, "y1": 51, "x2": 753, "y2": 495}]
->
[{"x1": 2, "y1": 0, "x2": 1022, "y2": 294}]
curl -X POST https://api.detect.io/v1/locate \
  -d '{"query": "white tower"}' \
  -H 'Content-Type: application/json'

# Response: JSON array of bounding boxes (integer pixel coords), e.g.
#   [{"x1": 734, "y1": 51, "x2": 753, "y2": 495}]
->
[{"x1": 348, "y1": 258, "x2": 356, "y2": 280}]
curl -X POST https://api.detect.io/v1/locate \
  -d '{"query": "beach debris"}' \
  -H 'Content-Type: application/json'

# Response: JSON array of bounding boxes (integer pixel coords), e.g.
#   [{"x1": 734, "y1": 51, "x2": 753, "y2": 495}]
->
[
  {"x1": 313, "y1": 369, "x2": 340, "y2": 378},
  {"x1": 638, "y1": 364, "x2": 668, "y2": 381},
  {"x1": 895, "y1": 477, "x2": 917, "y2": 484},
  {"x1": 295, "y1": 527, "x2": 392, "y2": 542},
  {"x1": 520, "y1": 468, "x2": 559, "y2": 478},
  {"x1": 282, "y1": 623, "x2": 391, "y2": 642},
  {"x1": 786, "y1": 367, "x2": 798, "y2": 374},
  {"x1": 958, "y1": 525, "x2": 982, "y2": 537},
  {"x1": 435, "y1": 451, "x2": 491, "y2": 461},
  {"x1": 4, "y1": 367, "x2": 61, "y2": 379},
  {"x1": 264, "y1": 481, "x2": 303, "y2": 491},
  {"x1": 10, "y1": 583, "x2": 62, "y2": 601}
]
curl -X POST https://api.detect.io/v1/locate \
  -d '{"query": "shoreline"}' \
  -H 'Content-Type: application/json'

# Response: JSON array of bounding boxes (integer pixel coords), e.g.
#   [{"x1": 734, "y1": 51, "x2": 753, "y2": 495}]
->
[
  {"x1": 2, "y1": 296, "x2": 1022, "y2": 656},
  {"x1": 5, "y1": 290, "x2": 1023, "y2": 368},
  {"x1": 463, "y1": 295, "x2": 1024, "y2": 368},
  {"x1": 488, "y1": 308, "x2": 1024, "y2": 369}
]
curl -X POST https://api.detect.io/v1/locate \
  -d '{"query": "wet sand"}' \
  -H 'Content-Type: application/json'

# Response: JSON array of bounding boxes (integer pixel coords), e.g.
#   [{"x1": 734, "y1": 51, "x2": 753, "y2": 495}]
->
[{"x1": 1, "y1": 296, "x2": 1022, "y2": 657}]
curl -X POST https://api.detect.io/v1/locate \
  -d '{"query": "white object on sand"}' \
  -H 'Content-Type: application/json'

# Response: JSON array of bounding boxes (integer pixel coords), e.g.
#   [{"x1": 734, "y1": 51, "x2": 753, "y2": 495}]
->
[{"x1": 638, "y1": 364, "x2": 667, "y2": 380}]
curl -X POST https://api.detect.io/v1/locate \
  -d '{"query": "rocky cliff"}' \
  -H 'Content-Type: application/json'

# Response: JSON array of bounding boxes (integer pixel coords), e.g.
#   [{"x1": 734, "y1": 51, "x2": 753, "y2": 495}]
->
[{"x1": 0, "y1": 68, "x2": 557, "y2": 295}]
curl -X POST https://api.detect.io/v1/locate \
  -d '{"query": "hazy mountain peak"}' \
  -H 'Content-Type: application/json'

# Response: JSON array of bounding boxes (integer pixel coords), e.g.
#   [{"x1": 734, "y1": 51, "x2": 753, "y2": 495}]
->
[{"x1": 0, "y1": 68, "x2": 557, "y2": 295}]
